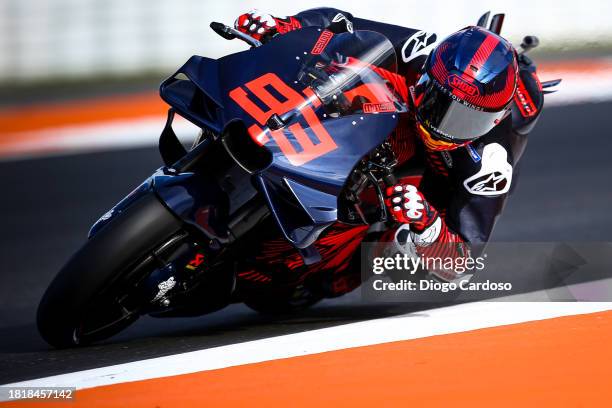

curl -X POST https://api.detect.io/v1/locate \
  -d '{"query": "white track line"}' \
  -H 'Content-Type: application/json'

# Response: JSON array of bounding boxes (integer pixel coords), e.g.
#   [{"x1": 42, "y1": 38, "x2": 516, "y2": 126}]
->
[{"x1": 2, "y1": 301, "x2": 610, "y2": 396}]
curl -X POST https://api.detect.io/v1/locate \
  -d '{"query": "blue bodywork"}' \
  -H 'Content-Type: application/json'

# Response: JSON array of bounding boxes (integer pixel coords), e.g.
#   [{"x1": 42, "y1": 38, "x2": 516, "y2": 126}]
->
[{"x1": 90, "y1": 28, "x2": 402, "y2": 252}]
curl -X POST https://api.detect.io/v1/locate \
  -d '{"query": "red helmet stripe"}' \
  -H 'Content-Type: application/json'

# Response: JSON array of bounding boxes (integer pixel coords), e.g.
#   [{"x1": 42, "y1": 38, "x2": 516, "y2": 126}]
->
[
  {"x1": 467, "y1": 34, "x2": 500, "y2": 72},
  {"x1": 430, "y1": 43, "x2": 450, "y2": 83}
]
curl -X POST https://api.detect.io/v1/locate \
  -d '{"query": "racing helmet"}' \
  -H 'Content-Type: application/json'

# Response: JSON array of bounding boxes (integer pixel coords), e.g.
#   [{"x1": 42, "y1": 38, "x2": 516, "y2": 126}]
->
[{"x1": 412, "y1": 26, "x2": 518, "y2": 151}]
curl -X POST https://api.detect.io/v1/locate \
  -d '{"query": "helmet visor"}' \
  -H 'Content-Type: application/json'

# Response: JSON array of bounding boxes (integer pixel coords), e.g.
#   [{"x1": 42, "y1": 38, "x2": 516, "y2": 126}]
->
[{"x1": 414, "y1": 73, "x2": 509, "y2": 142}]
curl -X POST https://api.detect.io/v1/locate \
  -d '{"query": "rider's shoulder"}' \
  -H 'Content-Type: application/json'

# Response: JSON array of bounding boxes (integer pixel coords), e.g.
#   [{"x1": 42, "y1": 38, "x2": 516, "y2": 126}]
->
[
  {"x1": 447, "y1": 122, "x2": 517, "y2": 197},
  {"x1": 396, "y1": 29, "x2": 438, "y2": 65}
]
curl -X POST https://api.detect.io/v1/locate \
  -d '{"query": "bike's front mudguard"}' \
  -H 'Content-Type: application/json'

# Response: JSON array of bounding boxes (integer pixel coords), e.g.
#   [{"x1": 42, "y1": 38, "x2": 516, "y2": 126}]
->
[
  {"x1": 87, "y1": 168, "x2": 238, "y2": 318},
  {"x1": 88, "y1": 168, "x2": 230, "y2": 243}
]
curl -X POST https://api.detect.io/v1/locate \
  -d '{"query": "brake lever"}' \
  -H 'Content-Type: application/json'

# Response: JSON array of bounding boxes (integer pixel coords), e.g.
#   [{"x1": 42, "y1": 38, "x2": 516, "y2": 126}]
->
[{"x1": 209, "y1": 22, "x2": 262, "y2": 48}]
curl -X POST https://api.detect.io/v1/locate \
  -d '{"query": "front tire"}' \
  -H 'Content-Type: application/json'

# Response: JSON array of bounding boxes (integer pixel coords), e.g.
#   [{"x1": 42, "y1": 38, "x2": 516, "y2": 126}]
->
[{"x1": 37, "y1": 194, "x2": 182, "y2": 348}]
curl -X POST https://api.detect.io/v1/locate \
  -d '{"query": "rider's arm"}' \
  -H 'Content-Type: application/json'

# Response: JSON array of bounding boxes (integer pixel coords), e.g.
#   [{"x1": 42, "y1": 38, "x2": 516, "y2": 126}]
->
[
  {"x1": 510, "y1": 54, "x2": 545, "y2": 150},
  {"x1": 385, "y1": 123, "x2": 522, "y2": 283},
  {"x1": 234, "y1": 8, "x2": 436, "y2": 65},
  {"x1": 235, "y1": 8, "x2": 426, "y2": 41}
]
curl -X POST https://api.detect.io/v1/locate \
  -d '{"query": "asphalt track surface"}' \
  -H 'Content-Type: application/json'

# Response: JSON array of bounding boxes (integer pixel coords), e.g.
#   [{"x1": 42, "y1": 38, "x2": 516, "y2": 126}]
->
[{"x1": 1, "y1": 101, "x2": 611, "y2": 384}]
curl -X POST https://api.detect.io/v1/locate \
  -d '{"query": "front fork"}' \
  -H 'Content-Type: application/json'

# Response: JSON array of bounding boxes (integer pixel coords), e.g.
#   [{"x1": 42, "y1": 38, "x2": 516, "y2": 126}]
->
[
  {"x1": 132, "y1": 227, "x2": 238, "y2": 318},
  {"x1": 141, "y1": 234, "x2": 208, "y2": 310}
]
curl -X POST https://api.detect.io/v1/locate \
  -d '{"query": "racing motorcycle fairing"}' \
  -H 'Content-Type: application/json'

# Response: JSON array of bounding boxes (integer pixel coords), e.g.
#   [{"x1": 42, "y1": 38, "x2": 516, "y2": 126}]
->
[{"x1": 157, "y1": 28, "x2": 406, "y2": 250}]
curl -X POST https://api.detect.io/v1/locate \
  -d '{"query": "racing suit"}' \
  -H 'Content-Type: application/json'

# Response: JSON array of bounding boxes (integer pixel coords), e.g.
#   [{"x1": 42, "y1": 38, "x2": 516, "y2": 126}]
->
[{"x1": 234, "y1": 8, "x2": 544, "y2": 298}]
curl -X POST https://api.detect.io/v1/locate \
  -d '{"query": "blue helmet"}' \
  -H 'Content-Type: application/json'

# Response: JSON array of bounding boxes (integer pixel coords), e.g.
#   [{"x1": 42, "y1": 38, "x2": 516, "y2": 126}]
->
[{"x1": 413, "y1": 26, "x2": 518, "y2": 146}]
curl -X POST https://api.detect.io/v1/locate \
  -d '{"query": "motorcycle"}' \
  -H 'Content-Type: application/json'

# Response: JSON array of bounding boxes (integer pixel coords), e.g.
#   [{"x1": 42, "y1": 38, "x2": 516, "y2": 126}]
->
[{"x1": 37, "y1": 22, "x2": 408, "y2": 348}]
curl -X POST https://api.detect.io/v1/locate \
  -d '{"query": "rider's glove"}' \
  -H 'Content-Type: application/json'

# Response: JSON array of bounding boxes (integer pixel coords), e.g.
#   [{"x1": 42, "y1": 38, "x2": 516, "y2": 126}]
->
[
  {"x1": 385, "y1": 183, "x2": 473, "y2": 283},
  {"x1": 385, "y1": 184, "x2": 438, "y2": 232},
  {"x1": 234, "y1": 10, "x2": 301, "y2": 43}
]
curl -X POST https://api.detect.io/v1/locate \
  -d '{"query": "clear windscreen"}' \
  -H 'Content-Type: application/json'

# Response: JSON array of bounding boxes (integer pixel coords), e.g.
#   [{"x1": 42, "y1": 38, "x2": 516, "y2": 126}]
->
[{"x1": 296, "y1": 31, "x2": 407, "y2": 117}]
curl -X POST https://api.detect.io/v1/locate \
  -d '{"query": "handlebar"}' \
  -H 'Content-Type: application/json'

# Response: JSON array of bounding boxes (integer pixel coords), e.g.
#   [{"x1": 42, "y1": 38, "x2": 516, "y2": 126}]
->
[{"x1": 209, "y1": 22, "x2": 262, "y2": 48}]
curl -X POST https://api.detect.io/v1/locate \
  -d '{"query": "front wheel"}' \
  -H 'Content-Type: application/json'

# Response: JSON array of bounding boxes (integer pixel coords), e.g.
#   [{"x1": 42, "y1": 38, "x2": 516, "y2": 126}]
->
[{"x1": 37, "y1": 194, "x2": 182, "y2": 348}]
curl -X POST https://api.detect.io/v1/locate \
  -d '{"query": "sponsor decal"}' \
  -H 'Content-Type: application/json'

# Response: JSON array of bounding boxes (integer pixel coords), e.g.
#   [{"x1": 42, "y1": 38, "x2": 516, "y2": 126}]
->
[
  {"x1": 363, "y1": 102, "x2": 396, "y2": 113},
  {"x1": 401, "y1": 30, "x2": 437, "y2": 63},
  {"x1": 466, "y1": 171, "x2": 508, "y2": 193},
  {"x1": 433, "y1": 79, "x2": 484, "y2": 111},
  {"x1": 514, "y1": 77, "x2": 538, "y2": 117},
  {"x1": 466, "y1": 144, "x2": 481, "y2": 162},
  {"x1": 152, "y1": 276, "x2": 176, "y2": 302},
  {"x1": 448, "y1": 74, "x2": 479, "y2": 96},
  {"x1": 311, "y1": 30, "x2": 334, "y2": 55},
  {"x1": 331, "y1": 13, "x2": 353, "y2": 33},
  {"x1": 440, "y1": 151, "x2": 453, "y2": 168},
  {"x1": 463, "y1": 143, "x2": 512, "y2": 196},
  {"x1": 186, "y1": 253, "x2": 205, "y2": 270},
  {"x1": 425, "y1": 121, "x2": 455, "y2": 141},
  {"x1": 99, "y1": 209, "x2": 113, "y2": 221}
]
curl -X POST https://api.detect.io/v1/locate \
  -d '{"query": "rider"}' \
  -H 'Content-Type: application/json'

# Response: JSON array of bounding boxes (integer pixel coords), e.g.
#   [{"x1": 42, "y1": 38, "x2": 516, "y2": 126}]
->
[{"x1": 232, "y1": 8, "x2": 544, "y2": 294}]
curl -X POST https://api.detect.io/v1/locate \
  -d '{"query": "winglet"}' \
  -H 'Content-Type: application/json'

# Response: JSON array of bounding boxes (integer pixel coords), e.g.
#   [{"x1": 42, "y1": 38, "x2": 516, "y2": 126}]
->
[
  {"x1": 477, "y1": 11, "x2": 491, "y2": 28},
  {"x1": 541, "y1": 78, "x2": 562, "y2": 94},
  {"x1": 489, "y1": 13, "x2": 505, "y2": 34}
]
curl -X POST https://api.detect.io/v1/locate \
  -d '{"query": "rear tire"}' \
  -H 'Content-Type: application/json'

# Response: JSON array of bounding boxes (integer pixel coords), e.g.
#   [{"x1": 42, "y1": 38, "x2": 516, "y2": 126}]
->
[{"x1": 37, "y1": 194, "x2": 182, "y2": 348}]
